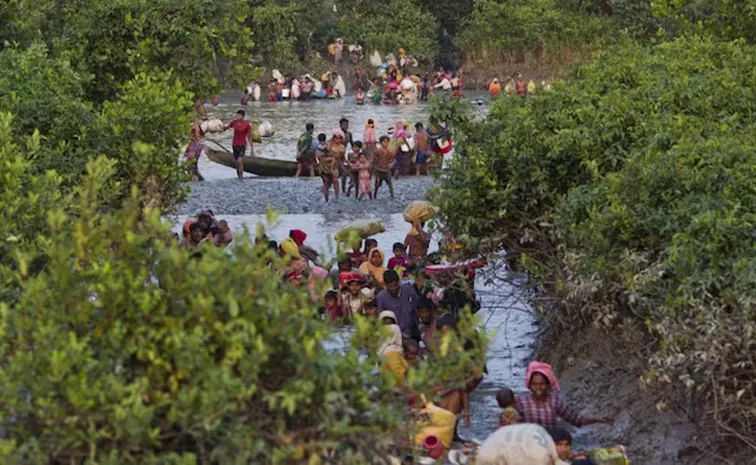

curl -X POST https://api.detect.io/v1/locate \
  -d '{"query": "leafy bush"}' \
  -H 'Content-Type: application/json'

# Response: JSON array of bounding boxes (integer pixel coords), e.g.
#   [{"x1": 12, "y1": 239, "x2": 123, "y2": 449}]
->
[
  {"x1": 651, "y1": 0, "x2": 756, "y2": 43},
  {"x1": 0, "y1": 44, "x2": 95, "y2": 177},
  {"x1": 247, "y1": 3, "x2": 309, "y2": 73},
  {"x1": 93, "y1": 71, "x2": 192, "y2": 210},
  {"x1": 432, "y1": 36, "x2": 756, "y2": 446},
  {"x1": 0, "y1": 112, "x2": 68, "y2": 304},
  {"x1": 0, "y1": 121, "x2": 486, "y2": 462},
  {"x1": 455, "y1": 0, "x2": 609, "y2": 63},
  {"x1": 58, "y1": 0, "x2": 255, "y2": 101},
  {"x1": 338, "y1": 0, "x2": 439, "y2": 63}
]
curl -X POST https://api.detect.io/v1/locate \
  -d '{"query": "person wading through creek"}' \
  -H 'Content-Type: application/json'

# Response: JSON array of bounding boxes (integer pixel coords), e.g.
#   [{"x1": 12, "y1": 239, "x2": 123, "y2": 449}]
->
[
  {"x1": 318, "y1": 128, "x2": 346, "y2": 202},
  {"x1": 516, "y1": 361, "x2": 614, "y2": 430},
  {"x1": 296, "y1": 122, "x2": 316, "y2": 177},
  {"x1": 224, "y1": 110, "x2": 254, "y2": 180}
]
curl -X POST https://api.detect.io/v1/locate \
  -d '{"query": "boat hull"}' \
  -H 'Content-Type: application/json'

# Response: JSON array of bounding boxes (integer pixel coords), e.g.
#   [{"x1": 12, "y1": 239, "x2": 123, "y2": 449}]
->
[{"x1": 206, "y1": 148, "x2": 298, "y2": 177}]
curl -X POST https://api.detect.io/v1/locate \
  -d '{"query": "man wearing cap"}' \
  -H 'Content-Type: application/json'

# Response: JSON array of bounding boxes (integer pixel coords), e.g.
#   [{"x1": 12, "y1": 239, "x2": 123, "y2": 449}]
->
[{"x1": 377, "y1": 269, "x2": 420, "y2": 340}]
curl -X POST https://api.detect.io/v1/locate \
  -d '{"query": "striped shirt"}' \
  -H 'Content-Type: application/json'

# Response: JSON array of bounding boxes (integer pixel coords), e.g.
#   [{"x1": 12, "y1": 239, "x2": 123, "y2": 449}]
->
[{"x1": 515, "y1": 393, "x2": 586, "y2": 430}]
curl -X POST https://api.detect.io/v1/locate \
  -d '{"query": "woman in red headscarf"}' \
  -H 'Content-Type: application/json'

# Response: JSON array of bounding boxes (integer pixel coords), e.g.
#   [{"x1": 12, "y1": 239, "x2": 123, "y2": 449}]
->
[
  {"x1": 290, "y1": 229, "x2": 319, "y2": 266},
  {"x1": 516, "y1": 361, "x2": 613, "y2": 430}
]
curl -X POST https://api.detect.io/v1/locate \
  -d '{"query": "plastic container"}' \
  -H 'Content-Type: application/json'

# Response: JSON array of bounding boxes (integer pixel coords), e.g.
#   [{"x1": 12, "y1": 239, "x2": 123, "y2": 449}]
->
[{"x1": 422, "y1": 435, "x2": 444, "y2": 459}]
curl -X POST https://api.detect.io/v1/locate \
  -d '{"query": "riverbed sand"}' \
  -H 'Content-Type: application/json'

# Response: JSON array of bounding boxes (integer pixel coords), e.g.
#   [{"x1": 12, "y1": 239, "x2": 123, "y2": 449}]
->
[{"x1": 177, "y1": 176, "x2": 436, "y2": 216}]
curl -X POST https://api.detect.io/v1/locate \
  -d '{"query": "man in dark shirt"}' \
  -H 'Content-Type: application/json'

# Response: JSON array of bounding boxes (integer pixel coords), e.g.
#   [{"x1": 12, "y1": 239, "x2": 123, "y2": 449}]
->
[{"x1": 377, "y1": 270, "x2": 419, "y2": 340}]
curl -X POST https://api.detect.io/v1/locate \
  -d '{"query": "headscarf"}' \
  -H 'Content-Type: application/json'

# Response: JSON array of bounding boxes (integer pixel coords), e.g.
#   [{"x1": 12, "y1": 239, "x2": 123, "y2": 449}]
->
[
  {"x1": 290, "y1": 229, "x2": 307, "y2": 247},
  {"x1": 280, "y1": 237, "x2": 302, "y2": 259},
  {"x1": 339, "y1": 271, "x2": 365, "y2": 288},
  {"x1": 394, "y1": 121, "x2": 407, "y2": 138},
  {"x1": 332, "y1": 128, "x2": 345, "y2": 139},
  {"x1": 378, "y1": 323, "x2": 404, "y2": 357},
  {"x1": 525, "y1": 361, "x2": 561, "y2": 392},
  {"x1": 359, "y1": 248, "x2": 387, "y2": 286},
  {"x1": 307, "y1": 266, "x2": 330, "y2": 302}
]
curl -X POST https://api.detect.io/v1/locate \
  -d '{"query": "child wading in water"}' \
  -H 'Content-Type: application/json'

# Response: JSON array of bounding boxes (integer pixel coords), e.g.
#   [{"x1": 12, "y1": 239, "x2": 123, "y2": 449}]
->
[
  {"x1": 364, "y1": 119, "x2": 378, "y2": 167},
  {"x1": 350, "y1": 151, "x2": 373, "y2": 200},
  {"x1": 346, "y1": 141, "x2": 363, "y2": 197}
]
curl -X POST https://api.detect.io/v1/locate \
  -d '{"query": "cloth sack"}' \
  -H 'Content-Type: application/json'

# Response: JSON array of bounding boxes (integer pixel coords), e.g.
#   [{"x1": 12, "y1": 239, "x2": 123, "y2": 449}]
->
[{"x1": 475, "y1": 424, "x2": 560, "y2": 465}]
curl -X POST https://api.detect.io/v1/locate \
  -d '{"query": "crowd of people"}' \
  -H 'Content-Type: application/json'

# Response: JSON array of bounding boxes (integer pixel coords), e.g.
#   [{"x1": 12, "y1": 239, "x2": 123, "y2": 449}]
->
[
  {"x1": 175, "y1": 208, "x2": 622, "y2": 463},
  {"x1": 243, "y1": 71, "x2": 349, "y2": 102},
  {"x1": 239, "y1": 48, "x2": 471, "y2": 106},
  {"x1": 295, "y1": 116, "x2": 450, "y2": 201},
  {"x1": 265, "y1": 221, "x2": 617, "y2": 463},
  {"x1": 179, "y1": 210, "x2": 233, "y2": 250}
]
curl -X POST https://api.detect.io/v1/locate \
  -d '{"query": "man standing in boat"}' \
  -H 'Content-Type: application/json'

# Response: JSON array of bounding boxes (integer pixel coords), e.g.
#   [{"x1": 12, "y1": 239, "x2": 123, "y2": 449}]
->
[{"x1": 224, "y1": 110, "x2": 254, "y2": 180}]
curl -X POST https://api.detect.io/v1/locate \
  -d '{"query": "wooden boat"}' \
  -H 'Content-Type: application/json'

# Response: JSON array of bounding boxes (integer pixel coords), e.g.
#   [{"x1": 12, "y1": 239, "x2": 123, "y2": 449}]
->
[{"x1": 205, "y1": 148, "x2": 298, "y2": 177}]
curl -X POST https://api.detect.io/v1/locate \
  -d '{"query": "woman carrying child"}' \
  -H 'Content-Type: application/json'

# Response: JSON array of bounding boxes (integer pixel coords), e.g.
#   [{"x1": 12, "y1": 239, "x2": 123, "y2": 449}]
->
[
  {"x1": 391, "y1": 121, "x2": 408, "y2": 178},
  {"x1": 317, "y1": 129, "x2": 345, "y2": 202}
]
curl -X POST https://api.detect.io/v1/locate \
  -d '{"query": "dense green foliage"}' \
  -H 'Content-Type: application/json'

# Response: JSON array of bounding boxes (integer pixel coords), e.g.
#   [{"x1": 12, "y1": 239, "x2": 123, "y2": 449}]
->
[
  {"x1": 0, "y1": 44, "x2": 94, "y2": 176},
  {"x1": 456, "y1": 0, "x2": 609, "y2": 64},
  {"x1": 432, "y1": 36, "x2": 756, "y2": 446},
  {"x1": 0, "y1": 122, "x2": 485, "y2": 462},
  {"x1": 338, "y1": 0, "x2": 439, "y2": 62},
  {"x1": 93, "y1": 72, "x2": 192, "y2": 209},
  {"x1": 651, "y1": 0, "x2": 756, "y2": 43}
]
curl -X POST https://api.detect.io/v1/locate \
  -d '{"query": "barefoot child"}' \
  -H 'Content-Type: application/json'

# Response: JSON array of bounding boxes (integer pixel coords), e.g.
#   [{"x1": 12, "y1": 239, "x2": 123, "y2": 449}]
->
[
  {"x1": 317, "y1": 131, "x2": 342, "y2": 202},
  {"x1": 351, "y1": 152, "x2": 373, "y2": 200},
  {"x1": 373, "y1": 136, "x2": 395, "y2": 200},
  {"x1": 346, "y1": 141, "x2": 363, "y2": 197}
]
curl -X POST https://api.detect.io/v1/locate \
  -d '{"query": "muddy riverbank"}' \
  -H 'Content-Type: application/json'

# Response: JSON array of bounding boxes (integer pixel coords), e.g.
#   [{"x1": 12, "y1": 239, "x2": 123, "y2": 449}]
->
[{"x1": 177, "y1": 176, "x2": 436, "y2": 216}]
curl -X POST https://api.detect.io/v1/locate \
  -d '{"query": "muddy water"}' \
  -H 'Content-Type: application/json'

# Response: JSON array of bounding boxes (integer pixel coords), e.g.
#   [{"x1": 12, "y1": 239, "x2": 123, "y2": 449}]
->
[
  {"x1": 182, "y1": 93, "x2": 533, "y2": 441},
  {"x1": 198, "y1": 94, "x2": 432, "y2": 180},
  {"x1": 174, "y1": 212, "x2": 536, "y2": 441},
  {"x1": 196, "y1": 92, "x2": 488, "y2": 180}
]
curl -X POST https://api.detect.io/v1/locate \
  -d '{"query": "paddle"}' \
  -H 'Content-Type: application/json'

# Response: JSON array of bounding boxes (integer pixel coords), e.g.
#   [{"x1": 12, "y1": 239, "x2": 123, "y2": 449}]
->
[{"x1": 205, "y1": 139, "x2": 232, "y2": 153}]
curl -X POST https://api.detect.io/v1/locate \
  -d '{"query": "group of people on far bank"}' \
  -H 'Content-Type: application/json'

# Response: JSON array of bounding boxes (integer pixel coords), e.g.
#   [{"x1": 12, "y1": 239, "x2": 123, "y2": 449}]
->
[{"x1": 488, "y1": 73, "x2": 553, "y2": 99}]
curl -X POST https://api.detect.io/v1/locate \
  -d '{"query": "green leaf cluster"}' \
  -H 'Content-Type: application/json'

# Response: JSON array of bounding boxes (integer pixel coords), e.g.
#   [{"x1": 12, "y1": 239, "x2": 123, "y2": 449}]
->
[
  {"x1": 337, "y1": 0, "x2": 440, "y2": 63},
  {"x1": 0, "y1": 114, "x2": 487, "y2": 462},
  {"x1": 455, "y1": 0, "x2": 610, "y2": 63},
  {"x1": 432, "y1": 36, "x2": 756, "y2": 442}
]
